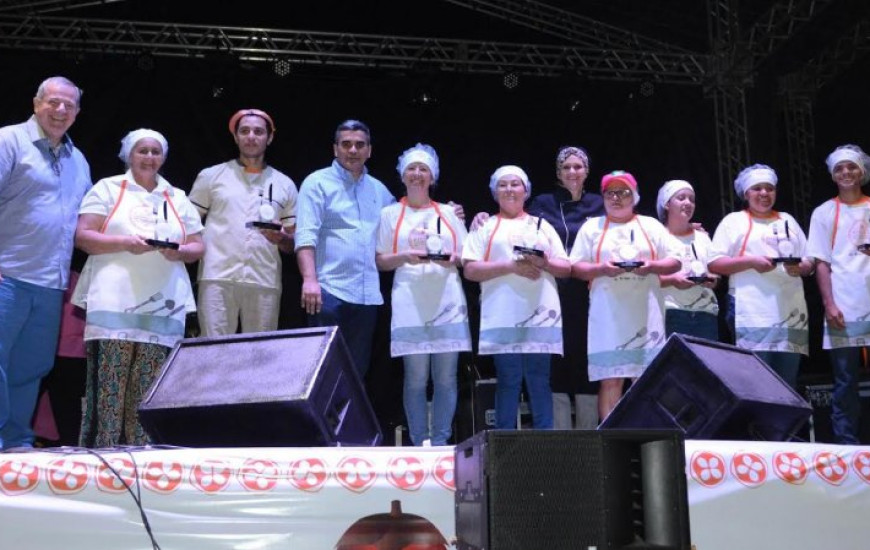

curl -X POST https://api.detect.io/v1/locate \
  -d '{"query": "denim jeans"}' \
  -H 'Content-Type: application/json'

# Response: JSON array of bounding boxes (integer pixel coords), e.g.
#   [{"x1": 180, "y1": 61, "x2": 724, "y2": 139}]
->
[
  {"x1": 493, "y1": 353, "x2": 552, "y2": 429},
  {"x1": 828, "y1": 346, "x2": 862, "y2": 444},
  {"x1": 307, "y1": 290, "x2": 378, "y2": 378},
  {"x1": 725, "y1": 294, "x2": 801, "y2": 390},
  {"x1": 0, "y1": 277, "x2": 63, "y2": 449},
  {"x1": 665, "y1": 309, "x2": 719, "y2": 341},
  {"x1": 402, "y1": 352, "x2": 458, "y2": 446}
]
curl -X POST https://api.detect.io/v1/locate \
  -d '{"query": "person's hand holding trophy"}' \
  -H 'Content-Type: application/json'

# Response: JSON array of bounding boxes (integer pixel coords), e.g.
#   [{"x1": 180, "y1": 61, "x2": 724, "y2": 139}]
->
[
  {"x1": 771, "y1": 220, "x2": 799, "y2": 265},
  {"x1": 513, "y1": 216, "x2": 546, "y2": 259},
  {"x1": 246, "y1": 184, "x2": 281, "y2": 231},
  {"x1": 418, "y1": 217, "x2": 451, "y2": 261},
  {"x1": 145, "y1": 199, "x2": 179, "y2": 250},
  {"x1": 686, "y1": 243, "x2": 712, "y2": 284},
  {"x1": 613, "y1": 228, "x2": 643, "y2": 271}
]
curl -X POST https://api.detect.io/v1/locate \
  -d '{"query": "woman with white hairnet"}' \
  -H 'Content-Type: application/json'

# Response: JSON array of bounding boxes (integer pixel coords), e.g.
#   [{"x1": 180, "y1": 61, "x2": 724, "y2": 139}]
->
[
  {"x1": 656, "y1": 179, "x2": 720, "y2": 340},
  {"x1": 73, "y1": 128, "x2": 204, "y2": 447},
  {"x1": 375, "y1": 143, "x2": 471, "y2": 446},
  {"x1": 462, "y1": 165, "x2": 571, "y2": 429},
  {"x1": 806, "y1": 144, "x2": 870, "y2": 444},
  {"x1": 708, "y1": 164, "x2": 814, "y2": 390}
]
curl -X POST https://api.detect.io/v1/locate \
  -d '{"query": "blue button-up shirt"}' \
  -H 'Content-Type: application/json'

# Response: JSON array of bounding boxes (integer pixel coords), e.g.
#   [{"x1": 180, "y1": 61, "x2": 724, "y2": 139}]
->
[
  {"x1": 295, "y1": 160, "x2": 395, "y2": 305},
  {"x1": 0, "y1": 116, "x2": 92, "y2": 289}
]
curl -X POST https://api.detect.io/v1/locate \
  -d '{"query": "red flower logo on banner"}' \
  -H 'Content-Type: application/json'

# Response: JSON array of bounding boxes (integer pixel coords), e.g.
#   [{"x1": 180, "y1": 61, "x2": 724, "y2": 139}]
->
[
  {"x1": 688, "y1": 450, "x2": 726, "y2": 487},
  {"x1": 386, "y1": 455, "x2": 426, "y2": 491},
  {"x1": 731, "y1": 452, "x2": 766, "y2": 487},
  {"x1": 432, "y1": 454, "x2": 455, "y2": 491},
  {"x1": 0, "y1": 459, "x2": 40, "y2": 495},
  {"x1": 288, "y1": 457, "x2": 329, "y2": 492},
  {"x1": 46, "y1": 458, "x2": 90, "y2": 495},
  {"x1": 813, "y1": 451, "x2": 848, "y2": 486},
  {"x1": 336, "y1": 456, "x2": 377, "y2": 493},
  {"x1": 96, "y1": 457, "x2": 137, "y2": 493},
  {"x1": 772, "y1": 452, "x2": 808, "y2": 485},
  {"x1": 852, "y1": 450, "x2": 870, "y2": 484},
  {"x1": 191, "y1": 459, "x2": 232, "y2": 493},
  {"x1": 143, "y1": 460, "x2": 184, "y2": 493},
  {"x1": 238, "y1": 458, "x2": 281, "y2": 492}
]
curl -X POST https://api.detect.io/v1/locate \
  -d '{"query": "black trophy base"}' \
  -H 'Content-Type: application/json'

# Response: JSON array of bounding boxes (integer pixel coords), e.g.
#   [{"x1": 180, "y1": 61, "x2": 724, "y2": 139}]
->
[
  {"x1": 771, "y1": 257, "x2": 800, "y2": 265},
  {"x1": 687, "y1": 275, "x2": 713, "y2": 284},
  {"x1": 246, "y1": 221, "x2": 282, "y2": 231},
  {"x1": 419, "y1": 253, "x2": 452, "y2": 261},
  {"x1": 513, "y1": 245, "x2": 545, "y2": 257},
  {"x1": 614, "y1": 260, "x2": 644, "y2": 269},
  {"x1": 145, "y1": 238, "x2": 180, "y2": 250}
]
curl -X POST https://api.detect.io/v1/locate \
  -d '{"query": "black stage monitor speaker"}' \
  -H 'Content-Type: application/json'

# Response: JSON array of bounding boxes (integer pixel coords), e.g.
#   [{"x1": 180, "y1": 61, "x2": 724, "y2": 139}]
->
[
  {"x1": 139, "y1": 326, "x2": 382, "y2": 447},
  {"x1": 455, "y1": 429, "x2": 691, "y2": 550},
  {"x1": 600, "y1": 333, "x2": 812, "y2": 441}
]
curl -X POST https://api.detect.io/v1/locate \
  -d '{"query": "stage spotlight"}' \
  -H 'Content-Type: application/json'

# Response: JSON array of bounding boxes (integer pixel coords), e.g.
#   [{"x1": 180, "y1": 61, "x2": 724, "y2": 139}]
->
[
  {"x1": 274, "y1": 59, "x2": 292, "y2": 77},
  {"x1": 411, "y1": 91, "x2": 438, "y2": 106},
  {"x1": 569, "y1": 99, "x2": 581, "y2": 113},
  {"x1": 137, "y1": 53, "x2": 154, "y2": 71},
  {"x1": 640, "y1": 81, "x2": 655, "y2": 97},
  {"x1": 503, "y1": 72, "x2": 519, "y2": 90}
]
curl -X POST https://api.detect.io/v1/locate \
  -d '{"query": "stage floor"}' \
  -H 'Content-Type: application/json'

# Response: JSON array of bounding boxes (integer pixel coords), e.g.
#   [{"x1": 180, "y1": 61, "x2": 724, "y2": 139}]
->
[{"x1": 1, "y1": 438, "x2": 869, "y2": 549}]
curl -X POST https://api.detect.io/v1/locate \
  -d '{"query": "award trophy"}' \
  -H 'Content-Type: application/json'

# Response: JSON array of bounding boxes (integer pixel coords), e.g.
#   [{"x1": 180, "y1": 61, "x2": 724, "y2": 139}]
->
[
  {"x1": 613, "y1": 228, "x2": 643, "y2": 269},
  {"x1": 513, "y1": 216, "x2": 545, "y2": 258},
  {"x1": 686, "y1": 243, "x2": 712, "y2": 284},
  {"x1": 420, "y1": 217, "x2": 451, "y2": 261},
  {"x1": 146, "y1": 200, "x2": 179, "y2": 250},
  {"x1": 771, "y1": 221, "x2": 799, "y2": 264},
  {"x1": 246, "y1": 185, "x2": 282, "y2": 231},
  {"x1": 859, "y1": 215, "x2": 870, "y2": 252}
]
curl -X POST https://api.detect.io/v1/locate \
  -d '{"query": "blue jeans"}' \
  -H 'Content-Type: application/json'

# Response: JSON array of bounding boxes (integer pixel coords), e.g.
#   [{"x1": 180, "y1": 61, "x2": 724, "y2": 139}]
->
[
  {"x1": 0, "y1": 277, "x2": 63, "y2": 449},
  {"x1": 725, "y1": 294, "x2": 801, "y2": 390},
  {"x1": 402, "y1": 352, "x2": 458, "y2": 446},
  {"x1": 307, "y1": 290, "x2": 378, "y2": 378},
  {"x1": 828, "y1": 346, "x2": 862, "y2": 444},
  {"x1": 493, "y1": 353, "x2": 553, "y2": 429},
  {"x1": 665, "y1": 309, "x2": 719, "y2": 341}
]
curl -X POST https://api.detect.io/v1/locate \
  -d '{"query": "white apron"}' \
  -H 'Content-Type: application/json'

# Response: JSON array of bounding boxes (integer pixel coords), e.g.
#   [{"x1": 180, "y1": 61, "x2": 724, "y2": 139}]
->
[
  {"x1": 808, "y1": 198, "x2": 870, "y2": 349},
  {"x1": 377, "y1": 199, "x2": 472, "y2": 357},
  {"x1": 730, "y1": 212, "x2": 809, "y2": 355},
  {"x1": 576, "y1": 216, "x2": 671, "y2": 380},
  {"x1": 73, "y1": 179, "x2": 196, "y2": 347},
  {"x1": 466, "y1": 215, "x2": 566, "y2": 355}
]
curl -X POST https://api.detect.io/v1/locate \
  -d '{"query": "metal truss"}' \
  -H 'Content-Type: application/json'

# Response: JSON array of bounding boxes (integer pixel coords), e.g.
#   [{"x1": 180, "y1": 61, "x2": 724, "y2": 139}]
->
[
  {"x1": 0, "y1": 0, "x2": 126, "y2": 13},
  {"x1": 440, "y1": 0, "x2": 698, "y2": 54},
  {"x1": 711, "y1": 86, "x2": 749, "y2": 216},
  {"x1": 706, "y1": 0, "x2": 749, "y2": 218},
  {"x1": 781, "y1": 92, "x2": 815, "y2": 225},
  {"x1": 784, "y1": 17, "x2": 870, "y2": 93},
  {"x1": 0, "y1": 14, "x2": 708, "y2": 84},
  {"x1": 743, "y1": 0, "x2": 835, "y2": 71}
]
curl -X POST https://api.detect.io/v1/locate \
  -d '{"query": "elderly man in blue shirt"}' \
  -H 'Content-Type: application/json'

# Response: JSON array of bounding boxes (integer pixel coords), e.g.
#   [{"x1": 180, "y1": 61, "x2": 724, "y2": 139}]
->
[{"x1": 0, "y1": 76, "x2": 92, "y2": 450}]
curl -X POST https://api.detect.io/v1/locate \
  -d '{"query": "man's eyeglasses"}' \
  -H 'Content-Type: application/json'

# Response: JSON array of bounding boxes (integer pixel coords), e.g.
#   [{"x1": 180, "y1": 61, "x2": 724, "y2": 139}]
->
[{"x1": 604, "y1": 188, "x2": 633, "y2": 200}]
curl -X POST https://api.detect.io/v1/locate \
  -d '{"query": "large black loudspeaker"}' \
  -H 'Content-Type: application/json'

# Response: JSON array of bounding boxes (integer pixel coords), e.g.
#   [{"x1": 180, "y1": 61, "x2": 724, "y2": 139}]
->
[
  {"x1": 600, "y1": 333, "x2": 812, "y2": 441},
  {"x1": 455, "y1": 429, "x2": 691, "y2": 550},
  {"x1": 139, "y1": 326, "x2": 382, "y2": 447}
]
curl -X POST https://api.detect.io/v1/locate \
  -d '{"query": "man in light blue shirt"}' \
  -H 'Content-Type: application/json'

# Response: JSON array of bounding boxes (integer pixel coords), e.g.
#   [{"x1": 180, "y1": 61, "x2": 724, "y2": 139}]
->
[
  {"x1": 0, "y1": 76, "x2": 92, "y2": 450},
  {"x1": 295, "y1": 120, "x2": 396, "y2": 377}
]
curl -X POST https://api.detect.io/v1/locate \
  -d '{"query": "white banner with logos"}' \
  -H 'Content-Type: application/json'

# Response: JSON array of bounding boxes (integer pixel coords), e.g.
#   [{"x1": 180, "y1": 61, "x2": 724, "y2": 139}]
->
[{"x1": 1, "y1": 440, "x2": 869, "y2": 549}]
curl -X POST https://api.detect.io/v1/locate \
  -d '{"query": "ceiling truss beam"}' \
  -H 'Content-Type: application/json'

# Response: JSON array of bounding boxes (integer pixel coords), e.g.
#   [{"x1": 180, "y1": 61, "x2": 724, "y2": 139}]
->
[{"x1": 0, "y1": 14, "x2": 709, "y2": 84}]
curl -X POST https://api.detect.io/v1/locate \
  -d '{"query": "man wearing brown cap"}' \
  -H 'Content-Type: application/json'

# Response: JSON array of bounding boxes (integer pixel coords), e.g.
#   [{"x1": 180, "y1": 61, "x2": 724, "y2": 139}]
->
[{"x1": 189, "y1": 109, "x2": 298, "y2": 336}]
